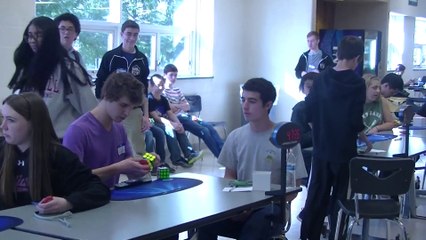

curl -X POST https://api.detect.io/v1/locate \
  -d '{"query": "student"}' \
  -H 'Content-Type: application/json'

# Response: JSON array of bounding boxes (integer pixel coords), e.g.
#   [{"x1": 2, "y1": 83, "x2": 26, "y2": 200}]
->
[
  {"x1": 291, "y1": 72, "x2": 319, "y2": 181},
  {"x1": 96, "y1": 20, "x2": 150, "y2": 156},
  {"x1": 162, "y1": 64, "x2": 224, "y2": 158},
  {"x1": 0, "y1": 92, "x2": 109, "y2": 214},
  {"x1": 380, "y1": 73, "x2": 409, "y2": 98},
  {"x1": 362, "y1": 74, "x2": 398, "y2": 134},
  {"x1": 295, "y1": 31, "x2": 334, "y2": 79},
  {"x1": 148, "y1": 74, "x2": 203, "y2": 168},
  {"x1": 8, "y1": 16, "x2": 97, "y2": 139},
  {"x1": 197, "y1": 78, "x2": 307, "y2": 240},
  {"x1": 63, "y1": 72, "x2": 153, "y2": 188},
  {"x1": 54, "y1": 13, "x2": 85, "y2": 67},
  {"x1": 300, "y1": 36, "x2": 372, "y2": 240}
]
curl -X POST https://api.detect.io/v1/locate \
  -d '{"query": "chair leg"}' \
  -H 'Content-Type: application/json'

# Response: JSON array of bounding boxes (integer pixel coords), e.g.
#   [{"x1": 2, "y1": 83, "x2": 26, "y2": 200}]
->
[
  {"x1": 334, "y1": 209, "x2": 343, "y2": 240},
  {"x1": 422, "y1": 161, "x2": 426, "y2": 189},
  {"x1": 396, "y1": 219, "x2": 409, "y2": 240}
]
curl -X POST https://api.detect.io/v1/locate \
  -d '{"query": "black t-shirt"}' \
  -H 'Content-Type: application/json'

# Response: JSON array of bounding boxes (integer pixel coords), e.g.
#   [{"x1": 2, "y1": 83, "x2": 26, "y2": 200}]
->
[
  {"x1": 14, "y1": 148, "x2": 31, "y2": 206},
  {"x1": 148, "y1": 93, "x2": 171, "y2": 117}
]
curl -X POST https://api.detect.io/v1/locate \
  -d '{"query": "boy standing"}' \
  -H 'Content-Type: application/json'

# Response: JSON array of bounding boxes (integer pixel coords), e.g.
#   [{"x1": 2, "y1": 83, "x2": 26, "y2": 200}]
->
[
  {"x1": 54, "y1": 13, "x2": 85, "y2": 67},
  {"x1": 300, "y1": 36, "x2": 372, "y2": 240},
  {"x1": 197, "y1": 78, "x2": 307, "y2": 239},
  {"x1": 162, "y1": 64, "x2": 224, "y2": 158},
  {"x1": 96, "y1": 20, "x2": 150, "y2": 156},
  {"x1": 295, "y1": 31, "x2": 334, "y2": 79},
  {"x1": 63, "y1": 72, "x2": 151, "y2": 188}
]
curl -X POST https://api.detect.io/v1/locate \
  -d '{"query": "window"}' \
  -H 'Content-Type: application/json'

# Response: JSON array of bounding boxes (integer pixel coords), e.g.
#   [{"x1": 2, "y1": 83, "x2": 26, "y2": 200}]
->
[
  {"x1": 387, "y1": 12, "x2": 405, "y2": 71},
  {"x1": 414, "y1": 17, "x2": 426, "y2": 70},
  {"x1": 35, "y1": 0, "x2": 213, "y2": 77}
]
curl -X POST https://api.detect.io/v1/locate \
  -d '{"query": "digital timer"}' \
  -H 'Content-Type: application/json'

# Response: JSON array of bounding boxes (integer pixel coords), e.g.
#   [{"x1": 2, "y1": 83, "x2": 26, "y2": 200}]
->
[{"x1": 269, "y1": 122, "x2": 301, "y2": 149}]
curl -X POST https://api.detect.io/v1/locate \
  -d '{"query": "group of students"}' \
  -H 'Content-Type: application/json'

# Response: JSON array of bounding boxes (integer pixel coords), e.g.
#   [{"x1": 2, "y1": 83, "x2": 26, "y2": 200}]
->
[
  {"x1": 0, "y1": 13, "x2": 225, "y2": 219},
  {"x1": 1, "y1": 12, "x2": 413, "y2": 240}
]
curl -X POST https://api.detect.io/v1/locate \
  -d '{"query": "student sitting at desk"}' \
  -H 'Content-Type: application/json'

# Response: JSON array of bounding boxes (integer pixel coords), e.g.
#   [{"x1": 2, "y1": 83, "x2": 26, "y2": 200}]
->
[
  {"x1": 197, "y1": 78, "x2": 307, "y2": 240},
  {"x1": 63, "y1": 72, "x2": 155, "y2": 188},
  {"x1": 362, "y1": 74, "x2": 399, "y2": 134},
  {"x1": 0, "y1": 93, "x2": 109, "y2": 214}
]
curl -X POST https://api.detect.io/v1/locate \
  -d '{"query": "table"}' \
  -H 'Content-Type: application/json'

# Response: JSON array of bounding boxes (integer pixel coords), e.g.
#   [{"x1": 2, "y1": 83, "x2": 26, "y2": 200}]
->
[
  {"x1": 0, "y1": 229, "x2": 56, "y2": 239},
  {"x1": 0, "y1": 172, "x2": 301, "y2": 240}
]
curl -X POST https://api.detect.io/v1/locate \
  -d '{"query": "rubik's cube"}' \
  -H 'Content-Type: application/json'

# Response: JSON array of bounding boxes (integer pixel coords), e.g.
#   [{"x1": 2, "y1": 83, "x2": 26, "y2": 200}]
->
[
  {"x1": 143, "y1": 152, "x2": 156, "y2": 171},
  {"x1": 158, "y1": 167, "x2": 170, "y2": 179}
]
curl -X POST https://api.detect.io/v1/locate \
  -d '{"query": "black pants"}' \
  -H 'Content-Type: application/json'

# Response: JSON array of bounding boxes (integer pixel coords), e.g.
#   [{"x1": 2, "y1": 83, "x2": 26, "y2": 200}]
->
[{"x1": 300, "y1": 158, "x2": 351, "y2": 240}]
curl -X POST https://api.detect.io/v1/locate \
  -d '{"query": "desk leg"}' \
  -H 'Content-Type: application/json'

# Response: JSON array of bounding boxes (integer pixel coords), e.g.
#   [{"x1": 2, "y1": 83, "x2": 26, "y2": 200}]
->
[{"x1": 361, "y1": 219, "x2": 369, "y2": 240}]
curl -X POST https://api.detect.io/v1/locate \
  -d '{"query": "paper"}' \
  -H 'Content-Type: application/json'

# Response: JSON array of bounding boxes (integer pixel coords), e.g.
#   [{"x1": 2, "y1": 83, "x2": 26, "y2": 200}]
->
[{"x1": 222, "y1": 186, "x2": 253, "y2": 192}]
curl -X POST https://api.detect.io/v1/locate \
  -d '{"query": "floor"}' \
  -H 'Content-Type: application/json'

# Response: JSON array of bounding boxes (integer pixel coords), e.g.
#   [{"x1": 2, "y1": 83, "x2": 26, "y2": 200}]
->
[{"x1": 167, "y1": 139, "x2": 426, "y2": 240}]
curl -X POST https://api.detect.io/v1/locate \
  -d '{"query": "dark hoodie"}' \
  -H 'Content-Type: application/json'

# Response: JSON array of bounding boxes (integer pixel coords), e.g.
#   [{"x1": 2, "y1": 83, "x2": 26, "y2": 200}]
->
[{"x1": 305, "y1": 68, "x2": 365, "y2": 163}]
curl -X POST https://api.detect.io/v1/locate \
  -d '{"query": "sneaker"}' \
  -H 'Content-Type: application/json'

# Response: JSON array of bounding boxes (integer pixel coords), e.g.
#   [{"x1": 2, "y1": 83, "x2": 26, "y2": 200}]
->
[
  {"x1": 172, "y1": 158, "x2": 192, "y2": 168},
  {"x1": 187, "y1": 150, "x2": 204, "y2": 165},
  {"x1": 160, "y1": 162, "x2": 176, "y2": 173}
]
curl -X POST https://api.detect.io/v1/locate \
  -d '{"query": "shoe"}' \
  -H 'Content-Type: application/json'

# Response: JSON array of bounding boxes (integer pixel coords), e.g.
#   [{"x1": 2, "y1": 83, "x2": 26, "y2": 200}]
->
[
  {"x1": 172, "y1": 158, "x2": 192, "y2": 168},
  {"x1": 187, "y1": 150, "x2": 204, "y2": 164},
  {"x1": 160, "y1": 162, "x2": 176, "y2": 173},
  {"x1": 297, "y1": 209, "x2": 304, "y2": 222}
]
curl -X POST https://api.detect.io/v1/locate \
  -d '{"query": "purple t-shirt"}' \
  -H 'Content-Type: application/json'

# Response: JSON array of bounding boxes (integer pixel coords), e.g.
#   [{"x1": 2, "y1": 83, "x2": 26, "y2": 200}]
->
[{"x1": 63, "y1": 112, "x2": 132, "y2": 187}]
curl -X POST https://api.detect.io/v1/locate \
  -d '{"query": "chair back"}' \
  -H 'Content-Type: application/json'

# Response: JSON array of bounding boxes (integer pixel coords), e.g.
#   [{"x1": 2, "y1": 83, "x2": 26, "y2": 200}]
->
[
  {"x1": 185, "y1": 95, "x2": 202, "y2": 115},
  {"x1": 350, "y1": 157, "x2": 414, "y2": 196}
]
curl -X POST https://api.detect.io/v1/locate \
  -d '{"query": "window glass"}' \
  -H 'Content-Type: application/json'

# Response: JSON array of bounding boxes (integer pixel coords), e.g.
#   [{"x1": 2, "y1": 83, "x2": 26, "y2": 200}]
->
[
  {"x1": 387, "y1": 12, "x2": 405, "y2": 71},
  {"x1": 35, "y1": 0, "x2": 213, "y2": 77},
  {"x1": 414, "y1": 17, "x2": 426, "y2": 69}
]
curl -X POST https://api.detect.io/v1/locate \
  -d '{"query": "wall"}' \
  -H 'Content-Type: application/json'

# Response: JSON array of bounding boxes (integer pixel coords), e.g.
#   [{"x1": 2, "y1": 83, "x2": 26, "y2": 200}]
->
[
  {"x1": 0, "y1": 1, "x2": 34, "y2": 98},
  {"x1": 177, "y1": 0, "x2": 315, "y2": 130}
]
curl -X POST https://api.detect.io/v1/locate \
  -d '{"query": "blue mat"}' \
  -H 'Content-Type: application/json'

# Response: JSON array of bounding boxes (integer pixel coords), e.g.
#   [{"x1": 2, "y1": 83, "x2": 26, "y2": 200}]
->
[
  {"x1": 0, "y1": 216, "x2": 23, "y2": 232},
  {"x1": 111, "y1": 177, "x2": 203, "y2": 201},
  {"x1": 357, "y1": 133, "x2": 397, "y2": 147}
]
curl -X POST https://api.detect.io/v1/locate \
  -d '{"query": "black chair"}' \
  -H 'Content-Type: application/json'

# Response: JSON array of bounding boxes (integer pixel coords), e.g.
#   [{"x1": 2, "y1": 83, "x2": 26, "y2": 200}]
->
[
  {"x1": 184, "y1": 95, "x2": 227, "y2": 149},
  {"x1": 335, "y1": 157, "x2": 414, "y2": 240}
]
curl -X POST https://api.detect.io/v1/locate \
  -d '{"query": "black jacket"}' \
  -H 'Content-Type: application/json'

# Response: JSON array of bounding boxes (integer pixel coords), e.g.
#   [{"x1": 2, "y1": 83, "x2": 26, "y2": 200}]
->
[
  {"x1": 295, "y1": 50, "x2": 334, "y2": 79},
  {"x1": 0, "y1": 141, "x2": 110, "y2": 212},
  {"x1": 96, "y1": 44, "x2": 150, "y2": 98},
  {"x1": 305, "y1": 68, "x2": 365, "y2": 162},
  {"x1": 291, "y1": 101, "x2": 312, "y2": 148}
]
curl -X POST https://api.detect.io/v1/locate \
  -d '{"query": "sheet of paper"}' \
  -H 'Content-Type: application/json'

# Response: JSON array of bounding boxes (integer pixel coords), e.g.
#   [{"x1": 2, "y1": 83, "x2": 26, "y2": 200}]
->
[{"x1": 222, "y1": 186, "x2": 253, "y2": 192}]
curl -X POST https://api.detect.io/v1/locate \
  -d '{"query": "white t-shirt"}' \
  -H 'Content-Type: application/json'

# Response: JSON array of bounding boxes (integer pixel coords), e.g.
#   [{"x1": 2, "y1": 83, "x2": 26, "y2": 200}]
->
[{"x1": 218, "y1": 124, "x2": 307, "y2": 185}]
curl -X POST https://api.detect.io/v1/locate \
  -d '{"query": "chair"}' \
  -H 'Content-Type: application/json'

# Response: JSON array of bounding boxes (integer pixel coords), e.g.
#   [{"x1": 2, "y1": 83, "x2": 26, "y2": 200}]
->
[
  {"x1": 184, "y1": 95, "x2": 227, "y2": 149},
  {"x1": 335, "y1": 156, "x2": 414, "y2": 240}
]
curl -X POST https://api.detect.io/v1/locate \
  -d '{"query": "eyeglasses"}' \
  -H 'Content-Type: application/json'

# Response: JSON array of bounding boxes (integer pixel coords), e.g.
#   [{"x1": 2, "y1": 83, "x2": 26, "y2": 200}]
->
[
  {"x1": 24, "y1": 32, "x2": 43, "y2": 42},
  {"x1": 58, "y1": 26, "x2": 75, "y2": 33}
]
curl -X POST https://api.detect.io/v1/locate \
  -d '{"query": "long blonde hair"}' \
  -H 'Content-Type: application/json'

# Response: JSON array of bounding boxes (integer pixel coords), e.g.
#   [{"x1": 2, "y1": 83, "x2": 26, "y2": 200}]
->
[{"x1": 0, "y1": 93, "x2": 59, "y2": 207}]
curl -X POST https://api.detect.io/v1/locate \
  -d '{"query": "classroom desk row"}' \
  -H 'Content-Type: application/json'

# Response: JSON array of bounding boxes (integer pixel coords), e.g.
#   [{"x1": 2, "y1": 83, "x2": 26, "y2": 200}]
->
[{"x1": 0, "y1": 172, "x2": 301, "y2": 240}]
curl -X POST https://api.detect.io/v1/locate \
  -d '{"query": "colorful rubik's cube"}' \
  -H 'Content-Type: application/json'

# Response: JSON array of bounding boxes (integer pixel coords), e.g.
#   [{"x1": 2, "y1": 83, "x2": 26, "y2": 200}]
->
[
  {"x1": 158, "y1": 167, "x2": 170, "y2": 180},
  {"x1": 143, "y1": 152, "x2": 156, "y2": 171}
]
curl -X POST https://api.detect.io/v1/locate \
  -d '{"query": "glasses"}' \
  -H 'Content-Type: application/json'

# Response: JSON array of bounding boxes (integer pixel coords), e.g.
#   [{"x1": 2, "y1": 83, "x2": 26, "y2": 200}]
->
[
  {"x1": 24, "y1": 32, "x2": 43, "y2": 42},
  {"x1": 58, "y1": 26, "x2": 75, "y2": 33}
]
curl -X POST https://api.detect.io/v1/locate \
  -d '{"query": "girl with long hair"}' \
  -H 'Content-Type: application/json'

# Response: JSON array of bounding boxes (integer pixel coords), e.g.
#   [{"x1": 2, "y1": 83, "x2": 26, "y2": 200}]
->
[
  {"x1": 0, "y1": 93, "x2": 109, "y2": 214},
  {"x1": 8, "y1": 16, "x2": 97, "y2": 138}
]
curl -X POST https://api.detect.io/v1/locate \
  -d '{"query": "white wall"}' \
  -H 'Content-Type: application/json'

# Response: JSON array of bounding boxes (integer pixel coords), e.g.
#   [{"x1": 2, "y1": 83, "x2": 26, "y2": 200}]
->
[
  {"x1": 177, "y1": 0, "x2": 315, "y2": 131},
  {"x1": 0, "y1": 1, "x2": 34, "y2": 98}
]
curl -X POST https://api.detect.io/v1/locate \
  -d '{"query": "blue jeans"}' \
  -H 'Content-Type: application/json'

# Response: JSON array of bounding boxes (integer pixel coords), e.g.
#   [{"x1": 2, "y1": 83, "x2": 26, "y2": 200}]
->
[
  {"x1": 154, "y1": 122, "x2": 195, "y2": 162},
  {"x1": 197, "y1": 204, "x2": 283, "y2": 240},
  {"x1": 178, "y1": 115, "x2": 224, "y2": 158},
  {"x1": 145, "y1": 125, "x2": 166, "y2": 163}
]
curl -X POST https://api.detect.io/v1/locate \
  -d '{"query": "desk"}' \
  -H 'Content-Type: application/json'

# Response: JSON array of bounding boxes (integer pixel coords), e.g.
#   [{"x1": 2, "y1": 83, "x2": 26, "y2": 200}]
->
[
  {"x1": 0, "y1": 173, "x2": 301, "y2": 240},
  {"x1": 0, "y1": 229, "x2": 56, "y2": 239}
]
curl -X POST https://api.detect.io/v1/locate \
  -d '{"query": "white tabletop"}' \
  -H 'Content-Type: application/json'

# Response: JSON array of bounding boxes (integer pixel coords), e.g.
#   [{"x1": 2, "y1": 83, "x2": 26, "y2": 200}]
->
[{"x1": 0, "y1": 172, "x2": 301, "y2": 240}]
